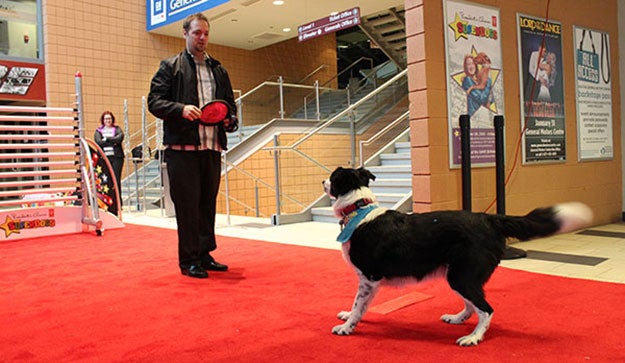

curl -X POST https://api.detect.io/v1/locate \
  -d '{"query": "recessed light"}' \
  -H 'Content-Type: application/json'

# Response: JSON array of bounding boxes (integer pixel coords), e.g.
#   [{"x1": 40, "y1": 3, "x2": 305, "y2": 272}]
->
[
  {"x1": 282, "y1": 27, "x2": 291, "y2": 32},
  {"x1": 330, "y1": 11, "x2": 338, "y2": 16},
  {"x1": 273, "y1": 0, "x2": 284, "y2": 5}
]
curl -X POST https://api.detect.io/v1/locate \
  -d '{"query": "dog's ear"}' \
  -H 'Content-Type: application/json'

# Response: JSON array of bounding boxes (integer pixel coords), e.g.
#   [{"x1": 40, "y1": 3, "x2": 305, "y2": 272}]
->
[{"x1": 357, "y1": 167, "x2": 376, "y2": 185}]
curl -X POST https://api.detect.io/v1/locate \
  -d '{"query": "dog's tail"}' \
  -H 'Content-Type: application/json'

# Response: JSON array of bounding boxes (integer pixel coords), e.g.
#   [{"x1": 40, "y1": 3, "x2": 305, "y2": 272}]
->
[{"x1": 490, "y1": 202, "x2": 593, "y2": 241}]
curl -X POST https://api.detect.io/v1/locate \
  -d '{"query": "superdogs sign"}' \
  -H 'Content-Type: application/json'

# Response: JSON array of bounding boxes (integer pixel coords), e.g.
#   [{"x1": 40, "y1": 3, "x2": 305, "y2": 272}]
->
[{"x1": 1, "y1": 209, "x2": 56, "y2": 238}]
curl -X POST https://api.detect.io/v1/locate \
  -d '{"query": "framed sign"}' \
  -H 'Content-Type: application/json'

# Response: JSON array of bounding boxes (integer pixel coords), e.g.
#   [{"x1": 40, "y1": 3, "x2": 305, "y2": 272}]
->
[
  {"x1": 573, "y1": 26, "x2": 613, "y2": 161},
  {"x1": 517, "y1": 14, "x2": 565, "y2": 164},
  {"x1": 443, "y1": 0, "x2": 504, "y2": 168}
]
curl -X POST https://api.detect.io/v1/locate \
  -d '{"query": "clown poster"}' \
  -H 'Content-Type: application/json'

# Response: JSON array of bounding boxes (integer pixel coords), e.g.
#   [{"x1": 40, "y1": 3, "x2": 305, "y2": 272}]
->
[
  {"x1": 443, "y1": 0, "x2": 504, "y2": 168},
  {"x1": 517, "y1": 14, "x2": 565, "y2": 163},
  {"x1": 573, "y1": 26, "x2": 613, "y2": 161}
]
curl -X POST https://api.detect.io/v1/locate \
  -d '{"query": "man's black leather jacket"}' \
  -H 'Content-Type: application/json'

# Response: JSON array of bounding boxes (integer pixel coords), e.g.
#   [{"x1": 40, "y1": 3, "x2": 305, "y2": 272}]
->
[{"x1": 148, "y1": 50, "x2": 238, "y2": 149}]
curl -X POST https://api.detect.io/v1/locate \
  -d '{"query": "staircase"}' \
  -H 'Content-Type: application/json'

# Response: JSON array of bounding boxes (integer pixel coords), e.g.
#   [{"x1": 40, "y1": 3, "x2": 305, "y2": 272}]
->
[
  {"x1": 120, "y1": 68, "x2": 408, "y2": 213},
  {"x1": 311, "y1": 139, "x2": 411, "y2": 223},
  {"x1": 120, "y1": 124, "x2": 262, "y2": 210},
  {"x1": 359, "y1": 7, "x2": 406, "y2": 69}
]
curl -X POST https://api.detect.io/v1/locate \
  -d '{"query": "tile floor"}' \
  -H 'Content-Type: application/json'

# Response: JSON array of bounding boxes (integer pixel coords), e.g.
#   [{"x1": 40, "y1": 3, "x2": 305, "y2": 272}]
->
[{"x1": 123, "y1": 210, "x2": 625, "y2": 284}]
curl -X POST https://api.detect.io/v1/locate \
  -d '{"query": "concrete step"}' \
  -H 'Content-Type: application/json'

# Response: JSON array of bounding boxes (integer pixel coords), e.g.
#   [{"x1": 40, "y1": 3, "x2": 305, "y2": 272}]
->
[
  {"x1": 379, "y1": 152, "x2": 411, "y2": 166},
  {"x1": 366, "y1": 165, "x2": 411, "y2": 179},
  {"x1": 395, "y1": 141, "x2": 411, "y2": 154},
  {"x1": 370, "y1": 178, "x2": 412, "y2": 195},
  {"x1": 311, "y1": 207, "x2": 339, "y2": 223}
]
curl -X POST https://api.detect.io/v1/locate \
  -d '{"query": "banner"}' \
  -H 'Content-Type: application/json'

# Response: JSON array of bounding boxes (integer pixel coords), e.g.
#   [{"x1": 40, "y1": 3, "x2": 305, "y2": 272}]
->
[
  {"x1": 443, "y1": 0, "x2": 503, "y2": 168},
  {"x1": 517, "y1": 14, "x2": 565, "y2": 163},
  {"x1": 146, "y1": 0, "x2": 229, "y2": 31},
  {"x1": 573, "y1": 26, "x2": 613, "y2": 161},
  {"x1": 0, "y1": 60, "x2": 45, "y2": 103}
]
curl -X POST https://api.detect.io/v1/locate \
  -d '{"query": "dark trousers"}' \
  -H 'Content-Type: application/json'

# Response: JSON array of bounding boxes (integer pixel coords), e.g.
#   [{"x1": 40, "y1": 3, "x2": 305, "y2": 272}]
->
[
  {"x1": 165, "y1": 148, "x2": 222, "y2": 268},
  {"x1": 109, "y1": 156, "x2": 124, "y2": 201}
]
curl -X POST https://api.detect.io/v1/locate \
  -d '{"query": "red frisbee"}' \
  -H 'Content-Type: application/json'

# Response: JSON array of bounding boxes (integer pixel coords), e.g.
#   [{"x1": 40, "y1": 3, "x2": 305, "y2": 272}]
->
[{"x1": 199, "y1": 100, "x2": 230, "y2": 125}]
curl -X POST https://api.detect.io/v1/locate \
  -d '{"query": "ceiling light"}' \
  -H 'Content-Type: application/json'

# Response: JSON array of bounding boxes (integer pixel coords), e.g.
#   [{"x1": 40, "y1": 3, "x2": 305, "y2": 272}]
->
[
  {"x1": 282, "y1": 27, "x2": 291, "y2": 32},
  {"x1": 273, "y1": 0, "x2": 284, "y2": 5}
]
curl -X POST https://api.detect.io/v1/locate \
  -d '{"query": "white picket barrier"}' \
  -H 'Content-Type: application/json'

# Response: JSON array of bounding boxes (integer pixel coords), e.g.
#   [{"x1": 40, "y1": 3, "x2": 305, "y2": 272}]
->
[{"x1": 0, "y1": 73, "x2": 123, "y2": 240}]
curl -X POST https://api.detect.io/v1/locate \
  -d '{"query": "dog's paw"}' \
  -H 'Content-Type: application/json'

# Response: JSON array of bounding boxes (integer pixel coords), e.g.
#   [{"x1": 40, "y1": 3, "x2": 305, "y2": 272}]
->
[
  {"x1": 441, "y1": 311, "x2": 471, "y2": 325},
  {"x1": 332, "y1": 322, "x2": 355, "y2": 336},
  {"x1": 456, "y1": 333, "x2": 483, "y2": 347},
  {"x1": 337, "y1": 310, "x2": 351, "y2": 321}
]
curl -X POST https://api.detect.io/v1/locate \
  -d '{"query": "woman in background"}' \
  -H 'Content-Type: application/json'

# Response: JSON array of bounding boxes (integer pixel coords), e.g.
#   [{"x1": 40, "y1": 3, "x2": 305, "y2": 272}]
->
[{"x1": 94, "y1": 110, "x2": 125, "y2": 190}]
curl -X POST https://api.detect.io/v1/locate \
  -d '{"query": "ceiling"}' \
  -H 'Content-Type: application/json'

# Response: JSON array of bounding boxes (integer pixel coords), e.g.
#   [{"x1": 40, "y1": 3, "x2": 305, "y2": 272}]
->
[{"x1": 149, "y1": 0, "x2": 405, "y2": 50}]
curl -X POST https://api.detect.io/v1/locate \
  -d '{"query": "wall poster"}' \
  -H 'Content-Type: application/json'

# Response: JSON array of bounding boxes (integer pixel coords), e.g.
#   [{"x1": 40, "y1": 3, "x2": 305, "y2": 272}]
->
[
  {"x1": 573, "y1": 26, "x2": 613, "y2": 161},
  {"x1": 517, "y1": 14, "x2": 565, "y2": 164},
  {"x1": 443, "y1": 0, "x2": 504, "y2": 168}
]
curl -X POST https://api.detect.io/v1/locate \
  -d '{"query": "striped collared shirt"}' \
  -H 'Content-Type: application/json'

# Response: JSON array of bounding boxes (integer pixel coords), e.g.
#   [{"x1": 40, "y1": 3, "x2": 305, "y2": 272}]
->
[{"x1": 194, "y1": 52, "x2": 221, "y2": 152}]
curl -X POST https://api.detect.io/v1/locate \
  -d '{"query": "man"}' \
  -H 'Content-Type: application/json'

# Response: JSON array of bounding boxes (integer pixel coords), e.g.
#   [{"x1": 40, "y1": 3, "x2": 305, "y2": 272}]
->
[{"x1": 148, "y1": 13, "x2": 238, "y2": 279}]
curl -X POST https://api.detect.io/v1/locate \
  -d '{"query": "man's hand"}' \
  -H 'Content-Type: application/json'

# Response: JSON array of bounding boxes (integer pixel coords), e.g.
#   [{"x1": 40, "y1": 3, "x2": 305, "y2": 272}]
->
[{"x1": 182, "y1": 105, "x2": 201, "y2": 121}]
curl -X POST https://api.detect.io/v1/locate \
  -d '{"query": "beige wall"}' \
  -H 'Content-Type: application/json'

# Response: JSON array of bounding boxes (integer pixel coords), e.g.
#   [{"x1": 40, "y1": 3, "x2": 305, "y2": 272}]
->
[
  {"x1": 41, "y1": 0, "x2": 337, "y2": 147},
  {"x1": 406, "y1": 0, "x2": 622, "y2": 225}
]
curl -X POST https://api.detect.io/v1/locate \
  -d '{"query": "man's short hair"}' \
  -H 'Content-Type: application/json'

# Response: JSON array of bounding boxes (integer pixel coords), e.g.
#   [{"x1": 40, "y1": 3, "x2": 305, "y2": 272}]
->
[{"x1": 183, "y1": 13, "x2": 210, "y2": 31}]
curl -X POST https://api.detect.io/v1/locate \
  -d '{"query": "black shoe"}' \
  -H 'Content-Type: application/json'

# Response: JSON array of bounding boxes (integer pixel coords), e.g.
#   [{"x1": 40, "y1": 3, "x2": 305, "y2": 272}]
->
[
  {"x1": 180, "y1": 265, "x2": 208, "y2": 278},
  {"x1": 202, "y1": 260, "x2": 228, "y2": 271}
]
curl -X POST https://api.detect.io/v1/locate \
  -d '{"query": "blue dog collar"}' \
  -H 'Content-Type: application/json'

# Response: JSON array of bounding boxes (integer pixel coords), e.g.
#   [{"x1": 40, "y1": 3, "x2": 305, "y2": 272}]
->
[{"x1": 336, "y1": 204, "x2": 378, "y2": 243}]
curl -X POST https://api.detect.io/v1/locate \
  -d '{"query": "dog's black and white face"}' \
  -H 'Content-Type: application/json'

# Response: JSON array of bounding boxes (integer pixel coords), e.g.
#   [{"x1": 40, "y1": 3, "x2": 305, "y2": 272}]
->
[
  {"x1": 323, "y1": 167, "x2": 376, "y2": 199},
  {"x1": 323, "y1": 167, "x2": 378, "y2": 219}
]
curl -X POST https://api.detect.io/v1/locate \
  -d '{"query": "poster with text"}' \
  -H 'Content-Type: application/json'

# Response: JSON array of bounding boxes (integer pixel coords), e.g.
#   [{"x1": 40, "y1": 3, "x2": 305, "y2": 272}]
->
[
  {"x1": 573, "y1": 26, "x2": 613, "y2": 161},
  {"x1": 443, "y1": 0, "x2": 504, "y2": 168},
  {"x1": 517, "y1": 14, "x2": 565, "y2": 163}
]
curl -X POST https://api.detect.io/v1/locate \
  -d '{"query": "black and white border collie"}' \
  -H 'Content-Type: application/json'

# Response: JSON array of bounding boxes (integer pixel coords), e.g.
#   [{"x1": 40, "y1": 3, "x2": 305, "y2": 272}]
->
[{"x1": 323, "y1": 167, "x2": 593, "y2": 346}]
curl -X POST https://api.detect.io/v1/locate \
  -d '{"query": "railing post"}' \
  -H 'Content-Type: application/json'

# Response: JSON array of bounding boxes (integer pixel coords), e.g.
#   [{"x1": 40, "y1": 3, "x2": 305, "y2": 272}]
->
[
  {"x1": 272, "y1": 134, "x2": 281, "y2": 225},
  {"x1": 235, "y1": 90, "x2": 243, "y2": 140},
  {"x1": 350, "y1": 110, "x2": 356, "y2": 166},
  {"x1": 254, "y1": 181, "x2": 260, "y2": 217},
  {"x1": 123, "y1": 99, "x2": 131, "y2": 211},
  {"x1": 141, "y1": 96, "x2": 147, "y2": 213},
  {"x1": 303, "y1": 96, "x2": 308, "y2": 120},
  {"x1": 156, "y1": 118, "x2": 164, "y2": 217},
  {"x1": 460, "y1": 114, "x2": 471, "y2": 211},
  {"x1": 222, "y1": 152, "x2": 231, "y2": 226},
  {"x1": 278, "y1": 76, "x2": 285, "y2": 119},
  {"x1": 315, "y1": 80, "x2": 320, "y2": 120}
]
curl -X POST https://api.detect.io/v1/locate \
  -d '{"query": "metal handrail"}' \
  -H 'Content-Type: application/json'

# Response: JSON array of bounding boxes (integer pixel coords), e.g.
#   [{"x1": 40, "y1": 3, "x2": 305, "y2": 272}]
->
[
  {"x1": 236, "y1": 80, "x2": 330, "y2": 103},
  {"x1": 223, "y1": 158, "x2": 306, "y2": 208},
  {"x1": 301, "y1": 57, "x2": 375, "y2": 120},
  {"x1": 268, "y1": 68, "x2": 408, "y2": 151},
  {"x1": 359, "y1": 110, "x2": 410, "y2": 167},
  {"x1": 324, "y1": 57, "x2": 373, "y2": 89},
  {"x1": 298, "y1": 64, "x2": 329, "y2": 84}
]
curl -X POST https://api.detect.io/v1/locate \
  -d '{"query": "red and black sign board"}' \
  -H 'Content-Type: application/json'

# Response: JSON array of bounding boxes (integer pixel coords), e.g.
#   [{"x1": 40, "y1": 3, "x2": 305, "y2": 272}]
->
[
  {"x1": 298, "y1": 7, "x2": 360, "y2": 42},
  {"x1": 0, "y1": 60, "x2": 46, "y2": 103}
]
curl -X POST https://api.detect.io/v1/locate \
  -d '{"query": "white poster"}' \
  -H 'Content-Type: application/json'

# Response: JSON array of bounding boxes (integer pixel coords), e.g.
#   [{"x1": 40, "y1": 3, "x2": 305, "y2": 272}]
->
[
  {"x1": 574, "y1": 26, "x2": 613, "y2": 160},
  {"x1": 443, "y1": 0, "x2": 504, "y2": 168}
]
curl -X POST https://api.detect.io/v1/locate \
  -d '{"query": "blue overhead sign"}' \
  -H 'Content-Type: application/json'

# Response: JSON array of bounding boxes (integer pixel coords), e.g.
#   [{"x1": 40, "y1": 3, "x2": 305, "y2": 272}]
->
[{"x1": 147, "y1": 0, "x2": 229, "y2": 31}]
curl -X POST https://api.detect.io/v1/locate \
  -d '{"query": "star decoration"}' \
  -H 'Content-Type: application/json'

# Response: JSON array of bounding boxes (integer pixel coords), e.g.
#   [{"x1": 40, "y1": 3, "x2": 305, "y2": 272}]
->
[
  {"x1": 448, "y1": 13, "x2": 468, "y2": 41},
  {"x1": 0, "y1": 215, "x2": 20, "y2": 237}
]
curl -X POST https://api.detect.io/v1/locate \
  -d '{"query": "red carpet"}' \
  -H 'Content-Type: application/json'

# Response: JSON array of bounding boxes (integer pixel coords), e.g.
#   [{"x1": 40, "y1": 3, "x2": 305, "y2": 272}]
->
[{"x1": 1, "y1": 223, "x2": 624, "y2": 362}]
